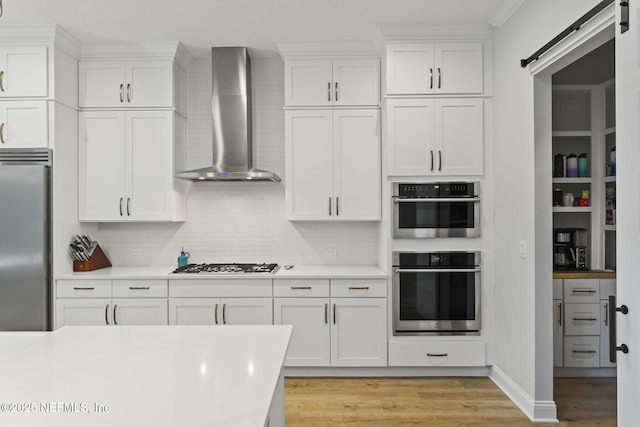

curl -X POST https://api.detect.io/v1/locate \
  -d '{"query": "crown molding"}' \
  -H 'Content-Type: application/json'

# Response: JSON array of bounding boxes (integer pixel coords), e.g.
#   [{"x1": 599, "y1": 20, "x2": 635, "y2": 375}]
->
[
  {"x1": 0, "y1": 24, "x2": 82, "y2": 57},
  {"x1": 489, "y1": 0, "x2": 526, "y2": 28},
  {"x1": 275, "y1": 42, "x2": 379, "y2": 58},
  {"x1": 373, "y1": 22, "x2": 493, "y2": 47},
  {"x1": 80, "y1": 42, "x2": 194, "y2": 68}
]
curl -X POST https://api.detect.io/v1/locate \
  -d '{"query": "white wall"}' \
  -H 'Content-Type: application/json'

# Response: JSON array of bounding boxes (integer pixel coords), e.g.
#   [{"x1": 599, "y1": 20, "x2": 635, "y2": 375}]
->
[
  {"x1": 491, "y1": 0, "x2": 602, "y2": 420},
  {"x1": 93, "y1": 56, "x2": 379, "y2": 267}
]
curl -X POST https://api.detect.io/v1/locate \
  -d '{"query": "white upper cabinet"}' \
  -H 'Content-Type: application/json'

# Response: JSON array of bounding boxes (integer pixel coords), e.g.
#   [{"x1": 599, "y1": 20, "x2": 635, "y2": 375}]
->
[
  {"x1": 386, "y1": 97, "x2": 483, "y2": 176},
  {"x1": 0, "y1": 46, "x2": 48, "y2": 98},
  {"x1": 79, "y1": 61, "x2": 174, "y2": 108},
  {"x1": 385, "y1": 43, "x2": 483, "y2": 95},
  {"x1": 0, "y1": 101, "x2": 48, "y2": 148},
  {"x1": 284, "y1": 58, "x2": 380, "y2": 107},
  {"x1": 285, "y1": 109, "x2": 381, "y2": 220}
]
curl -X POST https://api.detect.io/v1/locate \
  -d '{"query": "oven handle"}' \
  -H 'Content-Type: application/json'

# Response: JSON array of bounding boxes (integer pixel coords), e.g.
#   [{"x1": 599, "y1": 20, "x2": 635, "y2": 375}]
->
[
  {"x1": 393, "y1": 197, "x2": 480, "y2": 203},
  {"x1": 394, "y1": 268, "x2": 481, "y2": 273}
]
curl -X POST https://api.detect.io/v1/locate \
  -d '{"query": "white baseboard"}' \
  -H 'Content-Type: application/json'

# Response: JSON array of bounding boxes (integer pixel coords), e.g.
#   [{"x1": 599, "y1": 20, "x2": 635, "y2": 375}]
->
[
  {"x1": 285, "y1": 366, "x2": 489, "y2": 377},
  {"x1": 554, "y1": 367, "x2": 617, "y2": 377},
  {"x1": 489, "y1": 365, "x2": 558, "y2": 423}
]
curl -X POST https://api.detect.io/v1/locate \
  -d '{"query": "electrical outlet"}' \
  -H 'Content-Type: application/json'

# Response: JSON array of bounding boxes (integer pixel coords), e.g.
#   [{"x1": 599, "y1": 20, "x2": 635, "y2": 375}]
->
[
  {"x1": 131, "y1": 248, "x2": 143, "y2": 256},
  {"x1": 325, "y1": 248, "x2": 337, "y2": 256},
  {"x1": 519, "y1": 241, "x2": 526, "y2": 259}
]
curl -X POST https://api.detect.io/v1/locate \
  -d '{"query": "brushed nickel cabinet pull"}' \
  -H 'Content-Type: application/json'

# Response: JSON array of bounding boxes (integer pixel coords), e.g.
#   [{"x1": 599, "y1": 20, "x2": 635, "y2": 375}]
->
[
  {"x1": 0, "y1": 123, "x2": 4, "y2": 144},
  {"x1": 429, "y1": 68, "x2": 433, "y2": 89},
  {"x1": 129, "y1": 286, "x2": 150, "y2": 290},
  {"x1": 437, "y1": 67, "x2": 442, "y2": 89},
  {"x1": 324, "y1": 303, "x2": 328, "y2": 324},
  {"x1": 333, "y1": 303, "x2": 336, "y2": 324},
  {"x1": 572, "y1": 350, "x2": 597, "y2": 354},
  {"x1": 329, "y1": 197, "x2": 332, "y2": 216},
  {"x1": 113, "y1": 304, "x2": 118, "y2": 325},
  {"x1": 105, "y1": 304, "x2": 110, "y2": 325},
  {"x1": 604, "y1": 302, "x2": 609, "y2": 326},
  {"x1": 0, "y1": 71, "x2": 4, "y2": 92},
  {"x1": 430, "y1": 150, "x2": 434, "y2": 171},
  {"x1": 336, "y1": 197, "x2": 340, "y2": 216},
  {"x1": 348, "y1": 286, "x2": 370, "y2": 290},
  {"x1": 214, "y1": 303, "x2": 219, "y2": 325},
  {"x1": 126, "y1": 197, "x2": 131, "y2": 216},
  {"x1": 73, "y1": 287, "x2": 95, "y2": 291},
  {"x1": 328, "y1": 82, "x2": 331, "y2": 101},
  {"x1": 119, "y1": 84, "x2": 124, "y2": 103},
  {"x1": 573, "y1": 317, "x2": 597, "y2": 321},
  {"x1": 335, "y1": 82, "x2": 338, "y2": 101},
  {"x1": 291, "y1": 286, "x2": 312, "y2": 290},
  {"x1": 119, "y1": 197, "x2": 124, "y2": 216},
  {"x1": 222, "y1": 303, "x2": 227, "y2": 324},
  {"x1": 572, "y1": 288, "x2": 596, "y2": 294},
  {"x1": 126, "y1": 83, "x2": 131, "y2": 102},
  {"x1": 559, "y1": 302, "x2": 562, "y2": 326},
  {"x1": 426, "y1": 353, "x2": 448, "y2": 357},
  {"x1": 438, "y1": 150, "x2": 442, "y2": 171}
]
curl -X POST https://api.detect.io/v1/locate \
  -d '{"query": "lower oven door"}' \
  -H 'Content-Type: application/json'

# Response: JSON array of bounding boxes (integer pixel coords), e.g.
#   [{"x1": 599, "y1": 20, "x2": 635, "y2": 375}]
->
[
  {"x1": 392, "y1": 197, "x2": 480, "y2": 238},
  {"x1": 393, "y1": 268, "x2": 480, "y2": 335}
]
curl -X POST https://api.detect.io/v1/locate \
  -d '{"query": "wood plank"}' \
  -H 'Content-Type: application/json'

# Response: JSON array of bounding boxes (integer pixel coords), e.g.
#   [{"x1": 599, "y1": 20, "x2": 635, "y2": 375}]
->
[{"x1": 285, "y1": 377, "x2": 616, "y2": 426}]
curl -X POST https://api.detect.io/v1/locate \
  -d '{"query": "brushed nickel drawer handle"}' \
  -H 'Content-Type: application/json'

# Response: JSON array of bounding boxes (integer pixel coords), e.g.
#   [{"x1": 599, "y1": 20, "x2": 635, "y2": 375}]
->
[
  {"x1": 604, "y1": 302, "x2": 609, "y2": 326},
  {"x1": 73, "y1": 287, "x2": 95, "y2": 291},
  {"x1": 126, "y1": 83, "x2": 131, "y2": 102},
  {"x1": 572, "y1": 288, "x2": 596, "y2": 294},
  {"x1": 0, "y1": 70, "x2": 4, "y2": 92},
  {"x1": 119, "y1": 84, "x2": 124, "y2": 103},
  {"x1": 333, "y1": 303, "x2": 336, "y2": 324},
  {"x1": 129, "y1": 286, "x2": 150, "y2": 290},
  {"x1": 119, "y1": 197, "x2": 124, "y2": 216},
  {"x1": 324, "y1": 303, "x2": 328, "y2": 324},
  {"x1": 328, "y1": 82, "x2": 331, "y2": 102},
  {"x1": 572, "y1": 350, "x2": 597, "y2": 354},
  {"x1": 573, "y1": 317, "x2": 597, "y2": 321},
  {"x1": 429, "y1": 68, "x2": 433, "y2": 89},
  {"x1": 214, "y1": 303, "x2": 219, "y2": 325},
  {"x1": 222, "y1": 303, "x2": 227, "y2": 324},
  {"x1": 113, "y1": 304, "x2": 118, "y2": 325},
  {"x1": 348, "y1": 286, "x2": 370, "y2": 290},
  {"x1": 0, "y1": 123, "x2": 4, "y2": 144},
  {"x1": 336, "y1": 197, "x2": 340, "y2": 216},
  {"x1": 438, "y1": 150, "x2": 442, "y2": 171},
  {"x1": 126, "y1": 197, "x2": 131, "y2": 216},
  {"x1": 426, "y1": 353, "x2": 448, "y2": 357},
  {"x1": 328, "y1": 197, "x2": 332, "y2": 216},
  {"x1": 105, "y1": 304, "x2": 110, "y2": 325},
  {"x1": 291, "y1": 286, "x2": 312, "y2": 290},
  {"x1": 558, "y1": 302, "x2": 562, "y2": 326},
  {"x1": 335, "y1": 81, "x2": 338, "y2": 101},
  {"x1": 430, "y1": 150, "x2": 434, "y2": 171},
  {"x1": 437, "y1": 67, "x2": 441, "y2": 89}
]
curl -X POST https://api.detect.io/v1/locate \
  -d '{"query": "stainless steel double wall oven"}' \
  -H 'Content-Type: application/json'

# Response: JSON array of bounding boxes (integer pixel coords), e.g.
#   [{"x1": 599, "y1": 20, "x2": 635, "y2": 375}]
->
[{"x1": 392, "y1": 182, "x2": 481, "y2": 336}]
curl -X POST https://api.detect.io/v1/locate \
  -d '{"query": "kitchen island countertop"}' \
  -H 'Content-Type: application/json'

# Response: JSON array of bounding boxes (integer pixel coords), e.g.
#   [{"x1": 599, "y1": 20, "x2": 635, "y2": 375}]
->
[{"x1": 0, "y1": 325, "x2": 292, "y2": 427}]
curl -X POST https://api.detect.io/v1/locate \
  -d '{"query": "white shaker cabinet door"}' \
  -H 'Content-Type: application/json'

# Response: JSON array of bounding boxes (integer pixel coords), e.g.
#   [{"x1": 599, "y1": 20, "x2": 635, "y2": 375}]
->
[
  {"x1": 285, "y1": 110, "x2": 333, "y2": 220},
  {"x1": 553, "y1": 299, "x2": 564, "y2": 367},
  {"x1": 385, "y1": 44, "x2": 435, "y2": 95},
  {"x1": 169, "y1": 298, "x2": 219, "y2": 325},
  {"x1": 332, "y1": 59, "x2": 380, "y2": 106},
  {"x1": 222, "y1": 298, "x2": 273, "y2": 325},
  {"x1": 78, "y1": 111, "x2": 126, "y2": 221},
  {"x1": 284, "y1": 59, "x2": 333, "y2": 107},
  {"x1": 435, "y1": 98, "x2": 484, "y2": 175},
  {"x1": 79, "y1": 61, "x2": 127, "y2": 108},
  {"x1": 0, "y1": 101, "x2": 48, "y2": 148},
  {"x1": 274, "y1": 298, "x2": 331, "y2": 367},
  {"x1": 126, "y1": 110, "x2": 174, "y2": 221},
  {"x1": 125, "y1": 61, "x2": 174, "y2": 108},
  {"x1": 330, "y1": 298, "x2": 387, "y2": 367},
  {"x1": 386, "y1": 98, "x2": 435, "y2": 176},
  {"x1": 333, "y1": 109, "x2": 380, "y2": 220},
  {"x1": 112, "y1": 298, "x2": 168, "y2": 326},
  {"x1": 434, "y1": 43, "x2": 483, "y2": 95},
  {"x1": 0, "y1": 47, "x2": 48, "y2": 98},
  {"x1": 56, "y1": 299, "x2": 112, "y2": 328}
]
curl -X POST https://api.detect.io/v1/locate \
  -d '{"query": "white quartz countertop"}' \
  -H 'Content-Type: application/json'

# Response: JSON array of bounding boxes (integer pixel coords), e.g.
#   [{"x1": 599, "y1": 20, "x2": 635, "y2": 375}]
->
[
  {"x1": 0, "y1": 325, "x2": 292, "y2": 427},
  {"x1": 56, "y1": 265, "x2": 388, "y2": 280}
]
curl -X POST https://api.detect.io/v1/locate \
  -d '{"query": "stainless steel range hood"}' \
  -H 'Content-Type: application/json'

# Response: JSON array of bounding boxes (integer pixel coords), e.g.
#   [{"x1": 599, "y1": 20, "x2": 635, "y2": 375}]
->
[{"x1": 176, "y1": 47, "x2": 280, "y2": 182}]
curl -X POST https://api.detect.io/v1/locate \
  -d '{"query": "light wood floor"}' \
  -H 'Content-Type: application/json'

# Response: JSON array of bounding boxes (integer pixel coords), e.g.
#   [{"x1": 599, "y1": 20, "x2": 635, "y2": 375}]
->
[{"x1": 285, "y1": 377, "x2": 616, "y2": 426}]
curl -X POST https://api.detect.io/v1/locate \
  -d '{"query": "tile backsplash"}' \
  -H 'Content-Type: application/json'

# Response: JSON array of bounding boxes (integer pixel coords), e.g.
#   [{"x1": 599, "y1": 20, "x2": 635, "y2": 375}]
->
[{"x1": 94, "y1": 55, "x2": 379, "y2": 267}]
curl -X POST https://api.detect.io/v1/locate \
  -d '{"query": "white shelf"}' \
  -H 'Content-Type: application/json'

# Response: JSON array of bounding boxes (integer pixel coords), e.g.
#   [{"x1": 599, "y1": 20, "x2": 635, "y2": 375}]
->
[
  {"x1": 604, "y1": 176, "x2": 616, "y2": 183},
  {"x1": 553, "y1": 177, "x2": 592, "y2": 184},
  {"x1": 604, "y1": 224, "x2": 616, "y2": 231},
  {"x1": 605, "y1": 126, "x2": 616, "y2": 135},
  {"x1": 553, "y1": 206, "x2": 593, "y2": 213},
  {"x1": 552, "y1": 131, "x2": 592, "y2": 138}
]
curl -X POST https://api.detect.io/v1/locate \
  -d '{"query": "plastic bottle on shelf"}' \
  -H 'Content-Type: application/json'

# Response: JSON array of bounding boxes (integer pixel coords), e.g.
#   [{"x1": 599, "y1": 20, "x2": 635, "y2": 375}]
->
[{"x1": 610, "y1": 146, "x2": 616, "y2": 176}]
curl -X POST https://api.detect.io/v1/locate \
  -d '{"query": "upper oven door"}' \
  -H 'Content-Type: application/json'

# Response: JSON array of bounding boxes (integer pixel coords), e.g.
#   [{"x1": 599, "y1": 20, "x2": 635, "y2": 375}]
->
[{"x1": 393, "y1": 197, "x2": 480, "y2": 238}]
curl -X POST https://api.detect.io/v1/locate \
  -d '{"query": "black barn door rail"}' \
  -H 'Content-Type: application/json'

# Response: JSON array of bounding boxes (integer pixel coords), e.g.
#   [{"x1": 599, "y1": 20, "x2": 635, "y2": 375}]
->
[{"x1": 520, "y1": 0, "x2": 616, "y2": 68}]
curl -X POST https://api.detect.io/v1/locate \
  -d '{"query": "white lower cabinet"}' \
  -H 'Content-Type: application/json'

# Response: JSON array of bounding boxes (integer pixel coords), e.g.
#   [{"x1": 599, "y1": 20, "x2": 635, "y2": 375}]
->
[
  {"x1": 168, "y1": 279, "x2": 273, "y2": 326},
  {"x1": 388, "y1": 341, "x2": 485, "y2": 367},
  {"x1": 55, "y1": 279, "x2": 168, "y2": 328},
  {"x1": 273, "y1": 278, "x2": 387, "y2": 367},
  {"x1": 564, "y1": 336, "x2": 600, "y2": 368}
]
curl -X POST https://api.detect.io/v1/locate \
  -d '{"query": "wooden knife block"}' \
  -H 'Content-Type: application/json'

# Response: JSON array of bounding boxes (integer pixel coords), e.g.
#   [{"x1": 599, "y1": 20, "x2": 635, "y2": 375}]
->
[{"x1": 73, "y1": 244, "x2": 112, "y2": 272}]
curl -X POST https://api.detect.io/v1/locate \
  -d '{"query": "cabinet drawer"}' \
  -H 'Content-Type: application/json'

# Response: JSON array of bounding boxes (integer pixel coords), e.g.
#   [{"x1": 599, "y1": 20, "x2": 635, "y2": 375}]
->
[
  {"x1": 112, "y1": 280, "x2": 168, "y2": 298},
  {"x1": 169, "y1": 279, "x2": 272, "y2": 298},
  {"x1": 330, "y1": 279, "x2": 387, "y2": 297},
  {"x1": 563, "y1": 279, "x2": 599, "y2": 303},
  {"x1": 57, "y1": 280, "x2": 111, "y2": 298},
  {"x1": 564, "y1": 303, "x2": 600, "y2": 335},
  {"x1": 388, "y1": 341, "x2": 485, "y2": 367},
  {"x1": 564, "y1": 336, "x2": 600, "y2": 368},
  {"x1": 273, "y1": 279, "x2": 330, "y2": 297}
]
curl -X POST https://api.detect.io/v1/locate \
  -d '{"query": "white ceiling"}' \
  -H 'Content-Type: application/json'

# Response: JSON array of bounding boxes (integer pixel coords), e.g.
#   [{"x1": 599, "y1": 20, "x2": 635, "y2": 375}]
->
[{"x1": 1, "y1": 0, "x2": 522, "y2": 58}]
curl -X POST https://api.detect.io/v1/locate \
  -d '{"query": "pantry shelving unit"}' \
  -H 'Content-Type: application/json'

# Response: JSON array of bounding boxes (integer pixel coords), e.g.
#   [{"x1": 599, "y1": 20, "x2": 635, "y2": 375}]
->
[{"x1": 552, "y1": 79, "x2": 616, "y2": 271}]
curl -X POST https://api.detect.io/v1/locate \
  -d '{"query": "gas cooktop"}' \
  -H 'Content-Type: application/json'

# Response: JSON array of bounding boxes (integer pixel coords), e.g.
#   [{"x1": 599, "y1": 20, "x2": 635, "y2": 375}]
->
[{"x1": 172, "y1": 263, "x2": 279, "y2": 274}]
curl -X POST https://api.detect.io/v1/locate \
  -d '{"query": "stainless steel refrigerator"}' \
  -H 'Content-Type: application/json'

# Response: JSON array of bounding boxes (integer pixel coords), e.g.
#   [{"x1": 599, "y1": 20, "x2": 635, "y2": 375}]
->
[{"x1": 0, "y1": 148, "x2": 51, "y2": 331}]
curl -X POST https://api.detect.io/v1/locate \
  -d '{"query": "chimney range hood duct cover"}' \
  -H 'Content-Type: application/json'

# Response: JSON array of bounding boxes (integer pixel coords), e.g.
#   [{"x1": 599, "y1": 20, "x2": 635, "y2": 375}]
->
[{"x1": 176, "y1": 47, "x2": 280, "y2": 182}]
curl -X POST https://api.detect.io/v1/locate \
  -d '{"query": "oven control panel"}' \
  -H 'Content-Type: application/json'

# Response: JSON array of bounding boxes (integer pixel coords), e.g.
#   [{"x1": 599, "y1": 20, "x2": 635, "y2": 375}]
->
[{"x1": 395, "y1": 182, "x2": 476, "y2": 198}]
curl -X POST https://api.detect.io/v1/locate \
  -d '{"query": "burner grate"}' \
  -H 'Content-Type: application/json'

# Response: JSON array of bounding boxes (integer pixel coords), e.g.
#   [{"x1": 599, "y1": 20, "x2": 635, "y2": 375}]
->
[{"x1": 172, "y1": 263, "x2": 279, "y2": 274}]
